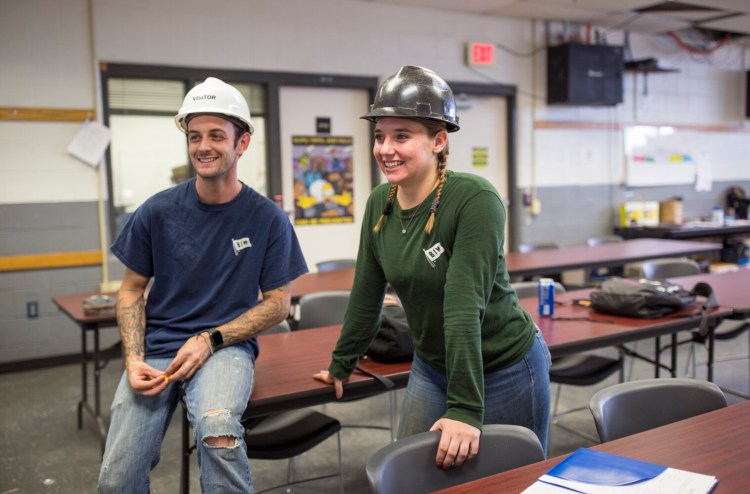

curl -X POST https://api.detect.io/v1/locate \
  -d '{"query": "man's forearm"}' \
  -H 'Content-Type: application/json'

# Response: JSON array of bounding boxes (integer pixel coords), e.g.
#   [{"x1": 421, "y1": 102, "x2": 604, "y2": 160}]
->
[
  {"x1": 117, "y1": 294, "x2": 147, "y2": 366},
  {"x1": 219, "y1": 284, "x2": 291, "y2": 345}
]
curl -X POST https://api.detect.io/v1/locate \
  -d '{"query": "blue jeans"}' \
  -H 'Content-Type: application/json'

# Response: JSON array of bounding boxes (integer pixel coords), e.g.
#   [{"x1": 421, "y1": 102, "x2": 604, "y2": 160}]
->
[
  {"x1": 398, "y1": 329, "x2": 552, "y2": 454},
  {"x1": 98, "y1": 346, "x2": 255, "y2": 493}
]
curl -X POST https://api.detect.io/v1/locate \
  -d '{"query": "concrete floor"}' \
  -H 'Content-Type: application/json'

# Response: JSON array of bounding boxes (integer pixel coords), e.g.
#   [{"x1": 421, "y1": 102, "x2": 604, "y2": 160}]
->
[{"x1": 1, "y1": 334, "x2": 746, "y2": 494}]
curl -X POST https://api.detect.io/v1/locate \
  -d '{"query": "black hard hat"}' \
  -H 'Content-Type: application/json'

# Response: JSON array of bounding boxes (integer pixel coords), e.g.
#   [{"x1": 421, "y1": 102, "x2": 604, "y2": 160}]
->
[{"x1": 361, "y1": 65, "x2": 460, "y2": 132}]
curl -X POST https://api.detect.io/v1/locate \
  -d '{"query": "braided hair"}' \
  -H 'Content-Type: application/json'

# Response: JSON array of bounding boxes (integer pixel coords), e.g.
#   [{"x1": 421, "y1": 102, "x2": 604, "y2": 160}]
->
[{"x1": 372, "y1": 120, "x2": 449, "y2": 234}]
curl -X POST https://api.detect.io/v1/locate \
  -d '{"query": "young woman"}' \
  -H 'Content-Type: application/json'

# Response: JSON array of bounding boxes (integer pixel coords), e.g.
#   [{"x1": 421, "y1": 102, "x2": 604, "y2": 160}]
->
[{"x1": 314, "y1": 65, "x2": 551, "y2": 470}]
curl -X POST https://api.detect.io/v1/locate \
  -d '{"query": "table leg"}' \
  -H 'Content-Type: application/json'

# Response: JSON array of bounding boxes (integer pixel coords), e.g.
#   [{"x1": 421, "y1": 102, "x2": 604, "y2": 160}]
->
[
  {"x1": 181, "y1": 408, "x2": 191, "y2": 494},
  {"x1": 77, "y1": 322, "x2": 108, "y2": 455},
  {"x1": 78, "y1": 324, "x2": 88, "y2": 430},
  {"x1": 707, "y1": 327, "x2": 715, "y2": 382}
]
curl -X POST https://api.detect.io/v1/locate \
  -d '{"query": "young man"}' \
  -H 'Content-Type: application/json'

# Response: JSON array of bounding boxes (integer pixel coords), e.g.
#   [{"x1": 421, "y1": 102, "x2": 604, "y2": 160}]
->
[{"x1": 98, "y1": 77, "x2": 308, "y2": 493}]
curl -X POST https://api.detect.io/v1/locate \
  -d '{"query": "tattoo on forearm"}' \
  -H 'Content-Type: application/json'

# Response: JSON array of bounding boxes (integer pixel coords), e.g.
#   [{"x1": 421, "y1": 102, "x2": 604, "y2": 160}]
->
[
  {"x1": 118, "y1": 297, "x2": 146, "y2": 359},
  {"x1": 221, "y1": 285, "x2": 290, "y2": 344}
]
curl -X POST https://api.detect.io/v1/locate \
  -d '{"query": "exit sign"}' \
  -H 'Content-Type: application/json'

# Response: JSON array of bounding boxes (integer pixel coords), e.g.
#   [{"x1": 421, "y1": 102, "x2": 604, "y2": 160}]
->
[{"x1": 467, "y1": 42, "x2": 494, "y2": 66}]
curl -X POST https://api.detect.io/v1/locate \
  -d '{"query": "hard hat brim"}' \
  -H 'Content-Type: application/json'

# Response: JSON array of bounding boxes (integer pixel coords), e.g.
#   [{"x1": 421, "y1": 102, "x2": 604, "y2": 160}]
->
[{"x1": 360, "y1": 110, "x2": 460, "y2": 133}]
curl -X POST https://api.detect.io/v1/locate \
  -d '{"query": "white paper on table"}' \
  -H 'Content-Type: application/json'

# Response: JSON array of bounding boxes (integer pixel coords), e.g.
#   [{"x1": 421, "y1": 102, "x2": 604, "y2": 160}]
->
[{"x1": 67, "y1": 120, "x2": 112, "y2": 167}]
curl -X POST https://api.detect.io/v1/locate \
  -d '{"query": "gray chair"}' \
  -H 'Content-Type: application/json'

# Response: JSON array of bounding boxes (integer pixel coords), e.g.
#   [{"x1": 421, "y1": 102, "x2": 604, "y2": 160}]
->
[
  {"x1": 365, "y1": 424, "x2": 545, "y2": 494},
  {"x1": 589, "y1": 377, "x2": 727, "y2": 442},
  {"x1": 297, "y1": 289, "x2": 399, "y2": 440},
  {"x1": 623, "y1": 257, "x2": 701, "y2": 379},
  {"x1": 180, "y1": 318, "x2": 344, "y2": 494},
  {"x1": 635, "y1": 258, "x2": 747, "y2": 394},
  {"x1": 511, "y1": 281, "x2": 623, "y2": 443},
  {"x1": 518, "y1": 242, "x2": 559, "y2": 254},
  {"x1": 586, "y1": 235, "x2": 625, "y2": 283},
  {"x1": 586, "y1": 235, "x2": 625, "y2": 247},
  {"x1": 639, "y1": 257, "x2": 701, "y2": 279},
  {"x1": 297, "y1": 290, "x2": 351, "y2": 330},
  {"x1": 262, "y1": 318, "x2": 292, "y2": 335},
  {"x1": 517, "y1": 243, "x2": 562, "y2": 282},
  {"x1": 316, "y1": 258, "x2": 356, "y2": 272}
]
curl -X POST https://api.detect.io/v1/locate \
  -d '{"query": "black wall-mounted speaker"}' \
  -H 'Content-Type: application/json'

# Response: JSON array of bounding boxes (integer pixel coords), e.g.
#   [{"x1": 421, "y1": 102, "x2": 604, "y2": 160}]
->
[
  {"x1": 547, "y1": 43, "x2": 624, "y2": 106},
  {"x1": 746, "y1": 71, "x2": 750, "y2": 118}
]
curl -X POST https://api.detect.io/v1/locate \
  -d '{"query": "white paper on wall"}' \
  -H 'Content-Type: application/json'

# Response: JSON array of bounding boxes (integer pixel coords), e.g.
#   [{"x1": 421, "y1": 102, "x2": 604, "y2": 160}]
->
[{"x1": 67, "y1": 120, "x2": 112, "y2": 167}]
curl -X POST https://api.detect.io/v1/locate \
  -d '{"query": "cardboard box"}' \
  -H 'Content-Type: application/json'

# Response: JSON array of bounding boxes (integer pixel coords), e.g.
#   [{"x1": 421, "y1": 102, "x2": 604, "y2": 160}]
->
[{"x1": 659, "y1": 198, "x2": 683, "y2": 225}]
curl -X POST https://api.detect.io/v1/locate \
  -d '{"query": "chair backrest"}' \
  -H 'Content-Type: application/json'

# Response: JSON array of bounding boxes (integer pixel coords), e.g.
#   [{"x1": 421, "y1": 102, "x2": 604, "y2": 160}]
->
[
  {"x1": 511, "y1": 281, "x2": 566, "y2": 298},
  {"x1": 261, "y1": 319, "x2": 291, "y2": 335},
  {"x1": 297, "y1": 290, "x2": 350, "y2": 330},
  {"x1": 639, "y1": 257, "x2": 701, "y2": 279},
  {"x1": 366, "y1": 424, "x2": 545, "y2": 494},
  {"x1": 586, "y1": 235, "x2": 624, "y2": 247},
  {"x1": 589, "y1": 378, "x2": 727, "y2": 442},
  {"x1": 518, "y1": 242, "x2": 559, "y2": 254},
  {"x1": 316, "y1": 258, "x2": 356, "y2": 272}
]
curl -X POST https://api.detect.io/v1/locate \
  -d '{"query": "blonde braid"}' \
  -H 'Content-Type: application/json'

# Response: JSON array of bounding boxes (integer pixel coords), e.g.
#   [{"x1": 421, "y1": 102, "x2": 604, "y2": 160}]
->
[
  {"x1": 373, "y1": 185, "x2": 398, "y2": 233},
  {"x1": 424, "y1": 159, "x2": 447, "y2": 234}
]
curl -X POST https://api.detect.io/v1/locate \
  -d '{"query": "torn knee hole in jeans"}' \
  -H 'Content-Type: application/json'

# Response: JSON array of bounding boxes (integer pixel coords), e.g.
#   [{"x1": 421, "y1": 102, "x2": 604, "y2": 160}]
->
[
  {"x1": 201, "y1": 408, "x2": 238, "y2": 448},
  {"x1": 203, "y1": 408, "x2": 231, "y2": 418}
]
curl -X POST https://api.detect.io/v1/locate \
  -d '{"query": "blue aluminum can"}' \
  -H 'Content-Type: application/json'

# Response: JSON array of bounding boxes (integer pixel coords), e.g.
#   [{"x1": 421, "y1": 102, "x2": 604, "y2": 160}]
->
[{"x1": 538, "y1": 278, "x2": 555, "y2": 317}]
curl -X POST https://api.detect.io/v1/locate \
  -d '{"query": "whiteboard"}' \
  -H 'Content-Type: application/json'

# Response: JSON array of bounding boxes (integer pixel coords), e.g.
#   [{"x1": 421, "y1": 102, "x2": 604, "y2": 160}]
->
[{"x1": 624, "y1": 125, "x2": 697, "y2": 187}]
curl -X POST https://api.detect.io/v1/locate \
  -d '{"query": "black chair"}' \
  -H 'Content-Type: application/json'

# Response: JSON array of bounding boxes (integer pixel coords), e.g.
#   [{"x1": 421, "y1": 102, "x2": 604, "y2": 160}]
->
[
  {"x1": 589, "y1": 378, "x2": 727, "y2": 442},
  {"x1": 701, "y1": 318, "x2": 750, "y2": 398},
  {"x1": 179, "y1": 320, "x2": 344, "y2": 494},
  {"x1": 316, "y1": 258, "x2": 356, "y2": 272},
  {"x1": 549, "y1": 353, "x2": 623, "y2": 442},
  {"x1": 366, "y1": 424, "x2": 545, "y2": 494},
  {"x1": 511, "y1": 281, "x2": 624, "y2": 443}
]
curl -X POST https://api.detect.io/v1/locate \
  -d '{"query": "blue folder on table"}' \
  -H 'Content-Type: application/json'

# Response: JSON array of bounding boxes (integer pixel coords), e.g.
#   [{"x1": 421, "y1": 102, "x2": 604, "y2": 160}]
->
[
  {"x1": 523, "y1": 448, "x2": 718, "y2": 494},
  {"x1": 547, "y1": 448, "x2": 664, "y2": 486}
]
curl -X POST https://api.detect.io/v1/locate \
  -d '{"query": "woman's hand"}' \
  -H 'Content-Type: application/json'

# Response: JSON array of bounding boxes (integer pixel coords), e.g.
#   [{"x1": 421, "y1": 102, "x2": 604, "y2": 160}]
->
[
  {"x1": 312, "y1": 370, "x2": 349, "y2": 399},
  {"x1": 429, "y1": 418, "x2": 481, "y2": 470}
]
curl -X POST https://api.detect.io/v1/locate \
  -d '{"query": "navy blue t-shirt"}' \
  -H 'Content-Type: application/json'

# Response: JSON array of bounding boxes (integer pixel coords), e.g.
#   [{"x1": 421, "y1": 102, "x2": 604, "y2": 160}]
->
[{"x1": 112, "y1": 179, "x2": 308, "y2": 359}]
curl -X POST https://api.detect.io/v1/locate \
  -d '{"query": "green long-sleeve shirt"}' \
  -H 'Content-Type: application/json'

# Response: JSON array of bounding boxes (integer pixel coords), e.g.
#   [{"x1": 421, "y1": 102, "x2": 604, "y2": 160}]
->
[{"x1": 328, "y1": 171, "x2": 536, "y2": 429}]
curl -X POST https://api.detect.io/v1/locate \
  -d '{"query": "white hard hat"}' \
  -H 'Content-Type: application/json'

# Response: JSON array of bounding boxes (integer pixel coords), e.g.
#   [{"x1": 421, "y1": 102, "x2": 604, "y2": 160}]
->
[{"x1": 175, "y1": 77, "x2": 254, "y2": 135}]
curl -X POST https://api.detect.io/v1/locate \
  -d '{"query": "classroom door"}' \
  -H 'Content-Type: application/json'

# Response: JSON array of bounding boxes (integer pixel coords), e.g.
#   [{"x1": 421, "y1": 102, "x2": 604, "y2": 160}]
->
[
  {"x1": 279, "y1": 86, "x2": 372, "y2": 270},
  {"x1": 448, "y1": 95, "x2": 511, "y2": 248}
]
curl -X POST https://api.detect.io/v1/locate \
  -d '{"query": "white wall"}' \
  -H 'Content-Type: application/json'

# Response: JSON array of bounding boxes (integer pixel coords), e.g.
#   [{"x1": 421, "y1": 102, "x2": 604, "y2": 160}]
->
[
  {"x1": 1, "y1": 0, "x2": 99, "y2": 204},
  {"x1": 2, "y1": 0, "x2": 750, "y2": 204}
]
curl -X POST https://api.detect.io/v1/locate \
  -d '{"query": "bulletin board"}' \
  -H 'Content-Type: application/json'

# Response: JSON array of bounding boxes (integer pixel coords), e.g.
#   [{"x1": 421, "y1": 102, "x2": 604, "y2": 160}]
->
[{"x1": 624, "y1": 125, "x2": 697, "y2": 187}]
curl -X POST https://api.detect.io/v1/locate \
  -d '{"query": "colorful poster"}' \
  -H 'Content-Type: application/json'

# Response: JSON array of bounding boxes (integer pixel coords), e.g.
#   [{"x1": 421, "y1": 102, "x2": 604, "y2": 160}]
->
[{"x1": 292, "y1": 136, "x2": 354, "y2": 225}]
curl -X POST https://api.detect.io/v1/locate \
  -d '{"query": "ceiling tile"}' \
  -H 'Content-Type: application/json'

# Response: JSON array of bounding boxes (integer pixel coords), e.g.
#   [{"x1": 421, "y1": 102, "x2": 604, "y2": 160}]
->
[
  {"x1": 679, "y1": 0, "x2": 750, "y2": 14},
  {"x1": 699, "y1": 14, "x2": 750, "y2": 36},
  {"x1": 593, "y1": 12, "x2": 692, "y2": 34},
  {"x1": 487, "y1": 2, "x2": 604, "y2": 22}
]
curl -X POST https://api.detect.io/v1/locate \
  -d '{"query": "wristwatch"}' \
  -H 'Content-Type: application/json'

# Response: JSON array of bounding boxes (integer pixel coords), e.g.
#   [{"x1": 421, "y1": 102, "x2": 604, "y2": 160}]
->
[{"x1": 206, "y1": 328, "x2": 224, "y2": 351}]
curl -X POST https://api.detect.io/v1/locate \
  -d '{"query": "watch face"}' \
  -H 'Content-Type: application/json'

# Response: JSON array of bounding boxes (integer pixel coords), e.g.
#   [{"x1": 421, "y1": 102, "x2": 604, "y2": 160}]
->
[{"x1": 210, "y1": 329, "x2": 223, "y2": 347}]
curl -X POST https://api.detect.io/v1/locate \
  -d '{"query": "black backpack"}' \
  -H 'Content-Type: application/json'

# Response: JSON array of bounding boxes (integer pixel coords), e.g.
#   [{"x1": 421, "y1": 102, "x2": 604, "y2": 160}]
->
[
  {"x1": 590, "y1": 278, "x2": 715, "y2": 319},
  {"x1": 366, "y1": 304, "x2": 414, "y2": 363}
]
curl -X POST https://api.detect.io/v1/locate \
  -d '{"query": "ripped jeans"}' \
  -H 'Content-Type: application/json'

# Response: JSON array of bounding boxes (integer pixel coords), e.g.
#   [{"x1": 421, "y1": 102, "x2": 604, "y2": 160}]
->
[{"x1": 98, "y1": 346, "x2": 255, "y2": 493}]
